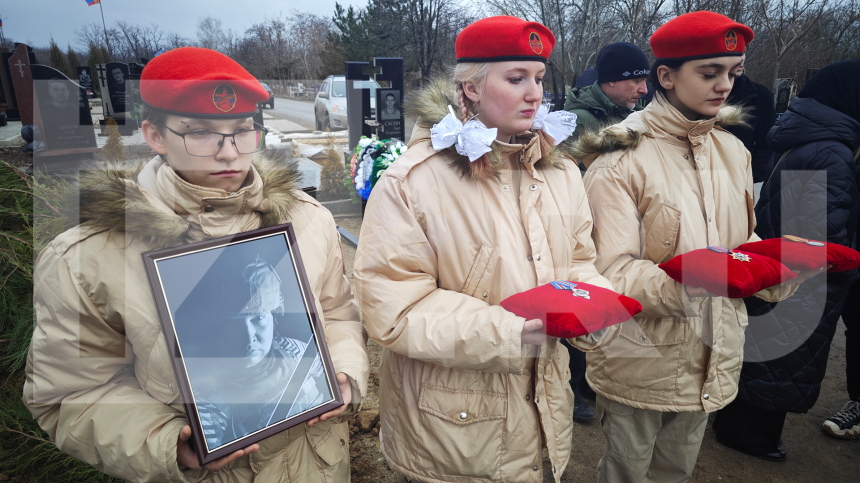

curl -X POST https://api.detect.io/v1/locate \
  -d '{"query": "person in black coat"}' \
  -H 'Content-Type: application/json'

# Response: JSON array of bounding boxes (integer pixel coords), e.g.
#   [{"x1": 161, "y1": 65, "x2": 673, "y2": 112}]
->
[
  {"x1": 713, "y1": 59, "x2": 860, "y2": 460},
  {"x1": 724, "y1": 64, "x2": 777, "y2": 183}
]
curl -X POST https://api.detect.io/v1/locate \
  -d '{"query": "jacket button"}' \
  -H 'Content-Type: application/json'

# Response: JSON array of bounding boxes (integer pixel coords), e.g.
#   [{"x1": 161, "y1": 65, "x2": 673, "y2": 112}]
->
[
  {"x1": 640, "y1": 335, "x2": 647, "y2": 342},
  {"x1": 708, "y1": 216, "x2": 712, "y2": 222},
  {"x1": 663, "y1": 241, "x2": 671, "y2": 247},
  {"x1": 168, "y1": 383, "x2": 174, "y2": 392},
  {"x1": 340, "y1": 439, "x2": 345, "y2": 446},
  {"x1": 525, "y1": 395, "x2": 530, "y2": 401},
  {"x1": 527, "y1": 255, "x2": 533, "y2": 262},
  {"x1": 703, "y1": 393, "x2": 710, "y2": 400},
  {"x1": 533, "y1": 466, "x2": 540, "y2": 472},
  {"x1": 482, "y1": 292, "x2": 488, "y2": 298},
  {"x1": 535, "y1": 254, "x2": 541, "y2": 261},
  {"x1": 529, "y1": 184, "x2": 537, "y2": 191},
  {"x1": 503, "y1": 185, "x2": 509, "y2": 191},
  {"x1": 553, "y1": 466, "x2": 556, "y2": 473},
  {"x1": 203, "y1": 205, "x2": 214, "y2": 213},
  {"x1": 683, "y1": 155, "x2": 689, "y2": 160},
  {"x1": 535, "y1": 396, "x2": 540, "y2": 403},
  {"x1": 459, "y1": 412, "x2": 467, "y2": 420}
]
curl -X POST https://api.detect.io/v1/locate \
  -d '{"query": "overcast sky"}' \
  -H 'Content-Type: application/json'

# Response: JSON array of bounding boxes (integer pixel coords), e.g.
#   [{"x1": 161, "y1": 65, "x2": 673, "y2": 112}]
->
[{"x1": 1, "y1": 0, "x2": 368, "y2": 50}]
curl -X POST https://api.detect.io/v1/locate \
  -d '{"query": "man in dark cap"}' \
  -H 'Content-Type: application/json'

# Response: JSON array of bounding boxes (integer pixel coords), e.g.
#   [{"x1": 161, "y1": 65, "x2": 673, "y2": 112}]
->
[{"x1": 564, "y1": 42, "x2": 651, "y2": 142}]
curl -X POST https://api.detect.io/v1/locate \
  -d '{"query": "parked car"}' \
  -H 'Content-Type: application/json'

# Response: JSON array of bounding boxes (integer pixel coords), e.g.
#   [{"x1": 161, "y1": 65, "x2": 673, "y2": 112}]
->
[
  {"x1": 259, "y1": 82, "x2": 274, "y2": 109},
  {"x1": 314, "y1": 75, "x2": 378, "y2": 131}
]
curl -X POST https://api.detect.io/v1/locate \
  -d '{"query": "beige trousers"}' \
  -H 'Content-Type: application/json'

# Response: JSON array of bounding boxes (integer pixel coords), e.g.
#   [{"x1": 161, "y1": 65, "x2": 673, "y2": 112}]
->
[{"x1": 595, "y1": 395, "x2": 709, "y2": 483}]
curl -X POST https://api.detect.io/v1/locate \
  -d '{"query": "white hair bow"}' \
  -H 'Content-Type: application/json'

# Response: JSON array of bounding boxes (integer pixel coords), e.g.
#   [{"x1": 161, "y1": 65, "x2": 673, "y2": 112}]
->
[
  {"x1": 530, "y1": 105, "x2": 577, "y2": 145},
  {"x1": 430, "y1": 106, "x2": 497, "y2": 162}
]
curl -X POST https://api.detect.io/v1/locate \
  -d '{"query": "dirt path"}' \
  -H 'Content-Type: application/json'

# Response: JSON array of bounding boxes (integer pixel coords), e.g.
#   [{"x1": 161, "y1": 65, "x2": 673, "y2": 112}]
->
[{"x1": 338, "y1": 215, "x2": 858, "y2": 483}]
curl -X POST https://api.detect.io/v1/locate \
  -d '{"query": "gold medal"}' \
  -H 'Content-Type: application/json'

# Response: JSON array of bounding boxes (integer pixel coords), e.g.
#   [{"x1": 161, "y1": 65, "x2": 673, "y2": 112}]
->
[{"x1": 731, "y1": 251, "x2": 752, "y2": 262}]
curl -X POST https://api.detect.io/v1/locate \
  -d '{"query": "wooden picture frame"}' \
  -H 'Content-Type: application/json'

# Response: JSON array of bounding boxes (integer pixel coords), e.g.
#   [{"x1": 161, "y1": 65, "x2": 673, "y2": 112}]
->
[{"x1": 142, "y1": 223, "x2": 342, "y2": 465}]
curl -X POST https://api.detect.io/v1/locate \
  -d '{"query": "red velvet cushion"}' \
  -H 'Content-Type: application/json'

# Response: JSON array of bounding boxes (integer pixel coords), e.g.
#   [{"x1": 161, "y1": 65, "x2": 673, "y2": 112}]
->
[
  {"x1": 736, "y1": 236, "x2": 860, "y2": 272},
  {"x1": 500, "y1": 281, "x2": 642, "y2": 338},
  {"x1": 658, "y1": 246, "x2": 797, "y2": 298}
]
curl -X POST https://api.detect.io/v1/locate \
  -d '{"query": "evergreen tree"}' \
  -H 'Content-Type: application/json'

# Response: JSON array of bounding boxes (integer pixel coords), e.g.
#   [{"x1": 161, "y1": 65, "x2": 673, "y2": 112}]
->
[
  {"x1": 317, "y1": 135, "x2": 351, "y2": 201},
  {"x1": 66, "y1": 44, "x2": 81, "y2": 75},
  {"x1": 101, "y1": 118, "x2": 124, "y2": 161},
  {"x1": 48, "y1": 38, "x2": 71, "y2": 78},
  {"x1": 331, "y1": 3, "x2": 372, "y2": 62}
]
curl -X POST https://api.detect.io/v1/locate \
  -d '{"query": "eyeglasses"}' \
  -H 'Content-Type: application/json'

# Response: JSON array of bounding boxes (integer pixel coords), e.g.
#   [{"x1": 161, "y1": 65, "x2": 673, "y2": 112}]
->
[{"x1": 163, "y1": 126, "x2": 269, "y2": 157}]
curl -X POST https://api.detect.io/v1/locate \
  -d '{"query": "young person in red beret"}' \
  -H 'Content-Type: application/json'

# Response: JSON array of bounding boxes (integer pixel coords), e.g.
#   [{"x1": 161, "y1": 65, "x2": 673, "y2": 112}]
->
[
  {"x1": 354, "y1": 15, "x2": 617, "y2": 483},
  {"x1": 573, "y1": 11, "x2": 823, "y2": 482},
  {"x1": 23, "y1": 47, "x2": 369, "y2": 482}
]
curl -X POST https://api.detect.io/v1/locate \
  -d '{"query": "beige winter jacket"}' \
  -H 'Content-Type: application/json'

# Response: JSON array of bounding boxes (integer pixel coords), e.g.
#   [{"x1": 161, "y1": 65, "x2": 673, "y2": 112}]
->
[
  {"x1": 23, "y1": 155, "x2": 369, "y2": 482},
  {"x1": 354, "y1": 81, "x2": 617, "y2": 483},
  {"x1": 577, "y1": 93, "x2": 796, "y2": 413}
]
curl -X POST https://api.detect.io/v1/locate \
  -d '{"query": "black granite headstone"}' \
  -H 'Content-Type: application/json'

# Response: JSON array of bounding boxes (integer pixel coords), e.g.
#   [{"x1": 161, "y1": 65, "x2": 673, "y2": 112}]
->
[
  {"x1": 76, "y1": 66, "x2": 94, "y2": 98},
  {"x1": 31, "y1": 64, "x2": 97, "y2": 151},
  {"x1": 105, "y1": 62, "x2": 133, "y2": 115},
  {"x1": 345, "y1": 61, "x2": 373, "y2": 151},
  {"x1": 373, "y1": 57, "x2": 404, "y2": 142}
]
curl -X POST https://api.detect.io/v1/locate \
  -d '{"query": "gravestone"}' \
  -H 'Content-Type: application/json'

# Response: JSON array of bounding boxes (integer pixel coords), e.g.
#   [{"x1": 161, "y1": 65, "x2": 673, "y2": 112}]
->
[
  {"x1": 0, "y1": 48, "x2": 17, "y2": 120},
  {"x1": 128, "y1": 62, "x2": 144, "y2": 108},
  {"x1": 345, "y1": 61, "x2": 373, "y2": 151},
  {"x1": 8, "y1": 44, "x2": 35, "y2": 126},
  {"x1": 373, "y1": 57, "x2": 404, "y2": 142},
  {"x1": 76, "y1": 66, "x2": 94, "y2": 98},
  {"x1": 773, "y1": 78, "x2": 795, "y2": 115},
  {"x1": 31, "y1": 64, "x2": 97, "y2": 153},
  {"x1": 106, "y1": 62, "x2": 133, "y2": 116},
  {"x1": 97, "y1": 62, "x2": 139, "y2": 135}
]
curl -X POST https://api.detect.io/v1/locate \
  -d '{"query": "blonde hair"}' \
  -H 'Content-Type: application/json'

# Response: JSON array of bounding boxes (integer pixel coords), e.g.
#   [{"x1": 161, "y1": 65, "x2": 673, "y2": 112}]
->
[{"x1": 452, "y1": 63, "x2": 493, "y2": 123}]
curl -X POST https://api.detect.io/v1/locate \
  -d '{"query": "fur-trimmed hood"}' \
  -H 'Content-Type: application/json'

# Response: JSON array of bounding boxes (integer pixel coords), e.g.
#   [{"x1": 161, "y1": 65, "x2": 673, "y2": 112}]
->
[
  {"x1": 73, "y1": 148, "x2": 303, "y2": 248},
  {"x1": 571, "y1": 92, "x2": 749, "y2": 168},
  {"x1": 404, "y1": 78, "x2": 576, "y2": 179}
]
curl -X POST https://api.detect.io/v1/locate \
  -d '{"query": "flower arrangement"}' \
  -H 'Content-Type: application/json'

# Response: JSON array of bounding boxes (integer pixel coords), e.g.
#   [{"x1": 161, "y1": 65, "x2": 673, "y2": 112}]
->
[{"x1": 349, "y1": 136, "x2": 407, "y2": 200}]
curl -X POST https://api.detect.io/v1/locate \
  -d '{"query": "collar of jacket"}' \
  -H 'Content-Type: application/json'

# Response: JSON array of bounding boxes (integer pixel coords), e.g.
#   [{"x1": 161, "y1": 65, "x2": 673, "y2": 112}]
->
[
  {"x1": 405, "y1": 78, "x2": 573, "y2": 180},
  {"x1": 73, "y1": 150, "x2": 302, "y2": 248},
  {"x1": 566, "y1": 81, "x2": 640, "y2": 120},
  {"x1": 571, "y1": 92, "x2": 748, "y2": 167}
]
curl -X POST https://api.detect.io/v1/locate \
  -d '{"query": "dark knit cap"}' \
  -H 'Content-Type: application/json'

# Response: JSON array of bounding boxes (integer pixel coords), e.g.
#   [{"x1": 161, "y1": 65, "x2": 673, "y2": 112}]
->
[
  {"x1": 798, "y1": 59, "x2": 860, "y2": 124},
  {"x1": 597, "y1": 42, "x2": 650, "y2": 83}
]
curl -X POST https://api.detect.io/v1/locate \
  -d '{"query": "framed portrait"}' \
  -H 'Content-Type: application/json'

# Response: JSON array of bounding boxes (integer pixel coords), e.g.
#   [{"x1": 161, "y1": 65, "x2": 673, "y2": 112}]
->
[
  {"x1": 377, "y1": 89, "x2": 401, "y2": 121},
  {"x1": 142, "y1": 224, "x2": 343, "y2": 465}
]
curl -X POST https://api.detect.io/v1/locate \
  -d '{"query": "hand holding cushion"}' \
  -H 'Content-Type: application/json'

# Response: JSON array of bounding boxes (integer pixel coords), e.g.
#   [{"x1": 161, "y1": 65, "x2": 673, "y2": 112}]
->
[{"x1": 501, "y1": 281, "x2": 642, "y2": 338}]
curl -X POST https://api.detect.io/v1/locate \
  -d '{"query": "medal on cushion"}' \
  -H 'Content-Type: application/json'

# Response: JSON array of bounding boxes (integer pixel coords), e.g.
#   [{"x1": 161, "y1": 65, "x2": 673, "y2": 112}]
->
[
  {"x1": 783, "y1": 235, "x2": 826, "y2": 247},
  {"x1": 550, "y1": 281, "x2": 591, "y2": 299},
  {"x1": 708, "y1": 245, "x2": 752, "y2": 262}
]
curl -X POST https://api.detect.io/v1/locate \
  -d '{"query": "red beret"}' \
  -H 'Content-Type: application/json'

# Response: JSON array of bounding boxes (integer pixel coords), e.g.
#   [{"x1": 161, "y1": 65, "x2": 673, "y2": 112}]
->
[
  {"x1": 650, "y1": 11, "x2": 753, "y2": 61},
  {"x1": 456, "y1": 16, "x2": 555, "y2": 63},
  {"x1": 140, "y1": 47, "x2": 269, "y2": 118}
]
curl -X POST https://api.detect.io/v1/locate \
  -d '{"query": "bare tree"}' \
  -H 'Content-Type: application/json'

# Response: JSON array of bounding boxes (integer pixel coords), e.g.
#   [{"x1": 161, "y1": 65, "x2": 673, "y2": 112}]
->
[
  {"x1": 197, "y1": 16, "x2": 227, "y2": 52},
  {"x1": 753, "y1": 0, "x2": 829, "y2": 86}
]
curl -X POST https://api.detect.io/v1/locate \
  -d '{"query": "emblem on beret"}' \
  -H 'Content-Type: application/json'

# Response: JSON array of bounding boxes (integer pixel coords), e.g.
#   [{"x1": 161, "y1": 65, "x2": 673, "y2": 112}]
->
[
  {"x1": 213, "y1": 85, "x2": 237, "y2": 112},
  {"x1": 529, "y1": 32, "x2": 543, "y2": 55},
  {"x1": 725, "y1": 30, "x2": 738, "y2": 51}
]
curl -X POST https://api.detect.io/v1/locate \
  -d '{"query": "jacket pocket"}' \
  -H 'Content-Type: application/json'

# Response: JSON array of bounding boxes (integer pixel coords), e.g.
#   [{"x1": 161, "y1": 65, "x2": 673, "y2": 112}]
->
[
  {"x1": 416, "y1": 383, "x2": 506, "y2": 478},
  {"x1": 461, "y1": 244, "x2": 494, "y2": 299},
  {"x1": 643, "y1": 204, "x2": 681, "y2": 264},
  {"x1": 305, "y1": 420, "x2": 349, "y2": 467},
  {"x1": 600, "y1": 318, "x2": 687, "y2": 393}
]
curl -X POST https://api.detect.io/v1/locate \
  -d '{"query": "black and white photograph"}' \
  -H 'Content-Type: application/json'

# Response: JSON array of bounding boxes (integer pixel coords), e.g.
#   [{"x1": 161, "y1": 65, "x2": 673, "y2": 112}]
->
[
  {"x1": 378, "y1": 89, "x2": 400, "y2": 121},
  {"x1": 143, "y1": 225, "x2": 342, "y2": 464}
]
